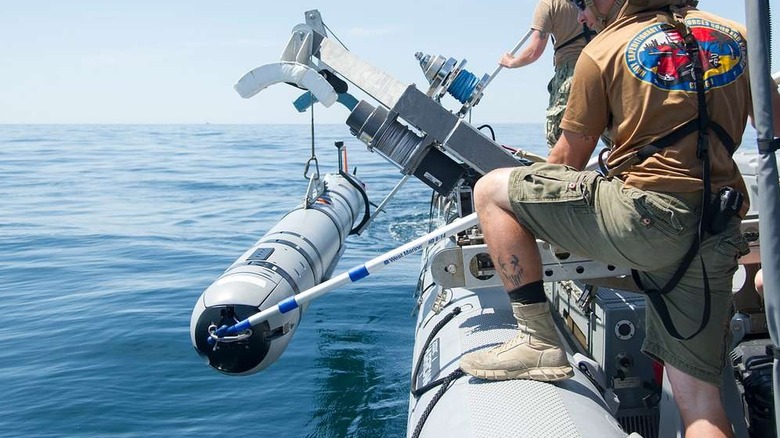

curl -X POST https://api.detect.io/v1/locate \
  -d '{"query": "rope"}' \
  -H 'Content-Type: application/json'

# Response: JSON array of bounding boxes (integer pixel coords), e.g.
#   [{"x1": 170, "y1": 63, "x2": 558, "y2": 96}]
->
[
  {"x1": 410, "y1": 368, "x2": 466, "y2": 438},
  {"x1": 207, "y1": 323, "x2": 252, "y2": 347},
  {"x1": 322, "y1": 22, "x2": 349, "y2": 51},
  {"x1": 411, "y1": 306, "x2": 462, "y2": 397},
  {"x1": 304, "y1": 92, "x2": 320, "y2": 181}
]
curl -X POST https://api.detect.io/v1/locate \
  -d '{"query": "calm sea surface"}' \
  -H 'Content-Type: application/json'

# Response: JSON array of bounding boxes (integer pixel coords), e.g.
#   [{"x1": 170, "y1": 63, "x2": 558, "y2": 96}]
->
[{"x1": 0, "y1": 124, "x2": 548, "y2": 438}]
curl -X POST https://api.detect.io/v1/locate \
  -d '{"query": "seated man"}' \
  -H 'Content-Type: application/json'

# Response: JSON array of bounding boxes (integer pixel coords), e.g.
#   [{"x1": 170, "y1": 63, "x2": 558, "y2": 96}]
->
[{"x1": 460, "y1": 0, "x2": 780, "y2": 436}]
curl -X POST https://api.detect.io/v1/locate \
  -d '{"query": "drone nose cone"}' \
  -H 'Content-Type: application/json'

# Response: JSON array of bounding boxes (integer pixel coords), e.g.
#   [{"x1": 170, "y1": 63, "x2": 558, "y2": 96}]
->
[{"x1": 192, "y1": 304, "x2": 271, "y2": 375}]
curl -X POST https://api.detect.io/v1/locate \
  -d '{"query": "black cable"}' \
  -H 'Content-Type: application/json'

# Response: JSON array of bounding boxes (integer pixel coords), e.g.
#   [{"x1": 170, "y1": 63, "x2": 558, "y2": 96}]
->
[
  {"x1": 476, "y1": 124, "x2": 496, "y2": 141},
  {"x1": 322, "y1": 22, "x2": 349, "y2": 51},
  {"x1": 428, "y1": 191, "x2": 436, "y2": 233},
  {"x1": 339, "y1": 170, "x2": 371, "y2": 235}
]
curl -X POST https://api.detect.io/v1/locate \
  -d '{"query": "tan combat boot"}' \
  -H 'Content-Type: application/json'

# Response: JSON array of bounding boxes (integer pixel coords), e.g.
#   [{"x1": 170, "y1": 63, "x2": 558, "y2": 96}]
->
[{"x1": 460, "y1": 301, "x2": 574, "y2": 381}]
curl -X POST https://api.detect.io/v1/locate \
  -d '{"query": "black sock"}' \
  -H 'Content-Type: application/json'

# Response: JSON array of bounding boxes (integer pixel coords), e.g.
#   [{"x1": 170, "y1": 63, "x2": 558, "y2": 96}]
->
[{"x1": 507, "y1": 280, "x2": 546, "y2": 305}]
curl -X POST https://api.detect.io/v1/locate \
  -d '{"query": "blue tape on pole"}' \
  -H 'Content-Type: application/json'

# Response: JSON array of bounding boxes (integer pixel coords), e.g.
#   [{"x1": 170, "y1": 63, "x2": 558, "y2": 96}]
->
[
  {"x1": 278, "y1": 297, "x2": 299, "y2": 313},
  {"x1": 338, "y1": 93, "x2": 358, "y2": 110},
  {"x1": 227, "y1": 320, "x2": 251, "y2": 334},
  {"x1": 348, "y1": 265, "x2": 370, "y2": 282}
]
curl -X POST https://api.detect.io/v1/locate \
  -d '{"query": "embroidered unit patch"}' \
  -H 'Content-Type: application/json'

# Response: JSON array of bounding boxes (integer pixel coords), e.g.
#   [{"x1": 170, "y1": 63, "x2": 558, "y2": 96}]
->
[{"x1": 624, "y1": 18, "x2": 747, "y2": 92}]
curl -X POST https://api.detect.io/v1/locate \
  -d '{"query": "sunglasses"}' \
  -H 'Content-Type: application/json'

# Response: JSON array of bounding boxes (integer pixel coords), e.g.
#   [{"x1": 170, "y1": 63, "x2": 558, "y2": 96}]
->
[{"x1": 571, "y1": 0, "x2": 586, "y2": 11}]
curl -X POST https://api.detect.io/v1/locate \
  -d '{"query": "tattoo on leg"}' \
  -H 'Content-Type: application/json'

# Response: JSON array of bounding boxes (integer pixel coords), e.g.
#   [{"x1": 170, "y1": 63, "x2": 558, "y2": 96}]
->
[{"x1": 498, "y1": 255, "x2": 524, "y2": 287}]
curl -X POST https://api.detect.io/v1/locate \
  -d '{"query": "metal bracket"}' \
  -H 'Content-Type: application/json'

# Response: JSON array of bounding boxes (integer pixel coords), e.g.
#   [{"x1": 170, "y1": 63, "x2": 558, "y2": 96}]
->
[
  {"x1": 430, "y1": 218, "x2": 762, "y2": 290},
  {"x1": 281, "y1": 24, "x2": 316, "y2": 65},
  {"x1": 576, "y1": 284, "x2": 597, "y2": 314},
  {"x1": 430, "y1": 242, "x2": 630, "y2": 289}
]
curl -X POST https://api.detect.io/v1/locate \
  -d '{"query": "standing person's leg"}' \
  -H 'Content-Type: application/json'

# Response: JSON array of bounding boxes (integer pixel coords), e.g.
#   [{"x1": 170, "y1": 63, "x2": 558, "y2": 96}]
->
[
  {"x1": 461, "y1": 163, "x2": 624, "y2": 381},
  {"x1": 460, "y1": 167, "x2": 571, "y2": 381},
  {"x1": 545, "y1": 63, "x2": 575, "y2": 151},
  {"x1": 665, "y1": 365, "x2": 733, "y2": 438},
  {"x1": 755, "y1": 268, "x2": 764, "y2": 296},
  {"x1": 471, "y1": 168, "x2": 542, "y2": 291},
  {"x1": 461, "y1": 165, "x2": 704, "y2": 383},
  {"x1": 640, "y1": 218, "x2": 748, "y2": 438}
]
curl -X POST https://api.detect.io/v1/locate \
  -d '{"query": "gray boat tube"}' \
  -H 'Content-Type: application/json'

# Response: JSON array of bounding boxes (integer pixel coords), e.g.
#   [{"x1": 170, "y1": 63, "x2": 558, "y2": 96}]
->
[
  {"x1": 745, "y1": 0, "x2": 780, "y2": 433},
  {"x1": 408, "y1": 235, "x2": 632, "y2": 438}
]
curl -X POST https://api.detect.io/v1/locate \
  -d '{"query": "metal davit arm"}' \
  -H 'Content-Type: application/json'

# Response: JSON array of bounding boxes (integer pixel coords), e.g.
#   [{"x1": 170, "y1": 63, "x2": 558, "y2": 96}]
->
[
  {"x1": 238, "y1": 9, "x2": 520, "y2": 179},
  {"x1": 314, "y1": 37, "x2": 519, "y2": 176}
]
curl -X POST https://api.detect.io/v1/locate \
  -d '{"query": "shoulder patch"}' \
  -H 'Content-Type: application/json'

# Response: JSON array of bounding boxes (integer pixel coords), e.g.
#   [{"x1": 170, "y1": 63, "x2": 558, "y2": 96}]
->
[{"x1": 624, "y1": 18, "x2": 747, "y2": 92}]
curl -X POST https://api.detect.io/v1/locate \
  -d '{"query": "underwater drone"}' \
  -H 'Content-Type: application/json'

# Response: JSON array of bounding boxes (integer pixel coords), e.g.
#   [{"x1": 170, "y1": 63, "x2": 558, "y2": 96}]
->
[{"x1": 190, "y1": 173, "x2": 367, "y2": 374}]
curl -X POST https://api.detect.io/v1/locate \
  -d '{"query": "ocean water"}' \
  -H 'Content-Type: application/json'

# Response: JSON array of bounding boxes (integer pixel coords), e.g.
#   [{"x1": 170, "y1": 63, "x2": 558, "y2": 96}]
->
[{"x1": 0, "y1": 124, "x2": 548, "y2": 438}]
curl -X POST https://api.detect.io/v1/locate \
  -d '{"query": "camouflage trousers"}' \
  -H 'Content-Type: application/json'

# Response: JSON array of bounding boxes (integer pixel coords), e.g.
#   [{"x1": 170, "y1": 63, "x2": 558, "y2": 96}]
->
[
  {"x1": 544, "y1": 62, "x2": 576, "y2": 150},
  {"x1": 544, "y1": 61, "x2": 613, "y2": 150}
]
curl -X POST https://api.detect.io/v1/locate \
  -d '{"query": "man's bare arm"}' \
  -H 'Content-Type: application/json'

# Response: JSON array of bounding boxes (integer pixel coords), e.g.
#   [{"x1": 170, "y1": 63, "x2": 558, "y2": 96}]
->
[
  {"x1": 499, "y1": 30, "x2": 549, "y2": 68},
  {"x1": 547, "y1": 129, "x2": 600, "y2": 169}
]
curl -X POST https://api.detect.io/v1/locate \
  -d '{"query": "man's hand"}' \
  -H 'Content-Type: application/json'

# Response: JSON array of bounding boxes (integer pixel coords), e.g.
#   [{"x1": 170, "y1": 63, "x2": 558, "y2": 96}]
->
[
  {"x1": 499, "y1": 53, "x2": 519, "y2": 68},
  {"x1": 499, "y1": 30, "x2": 548, "y2": 69}
]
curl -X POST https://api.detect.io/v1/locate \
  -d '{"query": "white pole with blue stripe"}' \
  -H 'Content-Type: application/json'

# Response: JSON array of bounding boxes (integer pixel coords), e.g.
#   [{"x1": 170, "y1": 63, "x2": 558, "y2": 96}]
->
[{"x1": 213, "y1": 213, "x2": 479, "y2": 338}]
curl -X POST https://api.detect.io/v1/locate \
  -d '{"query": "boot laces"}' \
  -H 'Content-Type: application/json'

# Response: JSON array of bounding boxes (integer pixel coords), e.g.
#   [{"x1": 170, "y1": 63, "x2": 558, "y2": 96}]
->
[{"x1": 489, "y1": 331, "x2": 530, "y2": 353}]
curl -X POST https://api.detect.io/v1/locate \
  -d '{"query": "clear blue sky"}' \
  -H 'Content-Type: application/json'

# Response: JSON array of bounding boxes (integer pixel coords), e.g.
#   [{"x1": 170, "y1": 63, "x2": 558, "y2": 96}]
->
[{"x1": 1, "y1": 1, "x2": 777, "y2": 124}]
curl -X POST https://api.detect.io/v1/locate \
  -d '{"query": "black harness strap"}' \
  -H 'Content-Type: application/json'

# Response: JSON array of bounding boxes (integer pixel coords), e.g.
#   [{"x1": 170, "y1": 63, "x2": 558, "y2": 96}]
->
[
  {"x1": 625, "y1": 24, "x2": 725, "y2": 341},
  {"x1": 711, "y1": 121, "x2": 738, "y2": 155},
  {"x1": 632, "y1": 257, "x2": 713, "y2": 340},
  {"x1": 606, "y1": 117, "x2": 734, "y2": 180},
  {"x1": 555, "y1": 24, "x2": 598, "y2": 53}
]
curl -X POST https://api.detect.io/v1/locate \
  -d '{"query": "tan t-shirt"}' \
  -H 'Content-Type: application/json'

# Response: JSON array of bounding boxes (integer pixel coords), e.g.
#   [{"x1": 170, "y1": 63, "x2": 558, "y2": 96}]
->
[
  {"x1": 561, "y1": 9, "x2": 751, "y2": 207},
  {"x1": 531, "y1": 0, "x2": 587, "y2": 66}
]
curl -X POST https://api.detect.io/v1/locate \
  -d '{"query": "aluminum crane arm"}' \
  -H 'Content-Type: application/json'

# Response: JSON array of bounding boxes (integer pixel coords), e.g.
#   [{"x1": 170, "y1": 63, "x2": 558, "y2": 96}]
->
[{"x1": 237, "y1": 9, "x2": 519, "y2": 178}]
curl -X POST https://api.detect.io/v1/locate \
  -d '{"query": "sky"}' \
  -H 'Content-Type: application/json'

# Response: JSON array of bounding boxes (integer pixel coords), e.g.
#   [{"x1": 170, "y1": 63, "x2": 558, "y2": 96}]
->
[{"x1": 1, "y1": 1, "x2": 778, "y2": 125}]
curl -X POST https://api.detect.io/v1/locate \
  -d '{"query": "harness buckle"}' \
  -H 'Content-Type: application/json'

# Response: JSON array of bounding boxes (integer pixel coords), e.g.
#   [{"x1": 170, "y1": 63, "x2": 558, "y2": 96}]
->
[{"x1": 606, "y1": 153, "x2": 640, "y2": 179}]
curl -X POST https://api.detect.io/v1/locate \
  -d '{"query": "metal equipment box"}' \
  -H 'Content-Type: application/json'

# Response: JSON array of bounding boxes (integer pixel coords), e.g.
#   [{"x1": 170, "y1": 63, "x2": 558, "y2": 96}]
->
[{"x1": 551, "y1": 281, "x2": 661, "y2": 437}]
